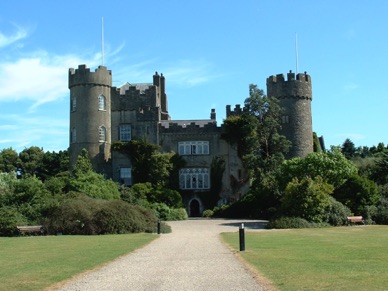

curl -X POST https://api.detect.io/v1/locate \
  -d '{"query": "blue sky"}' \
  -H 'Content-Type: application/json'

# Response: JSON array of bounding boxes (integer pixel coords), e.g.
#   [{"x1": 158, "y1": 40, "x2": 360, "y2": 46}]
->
[{"x1": 0, "y1": 1, "x2": 387, "y2": 153}]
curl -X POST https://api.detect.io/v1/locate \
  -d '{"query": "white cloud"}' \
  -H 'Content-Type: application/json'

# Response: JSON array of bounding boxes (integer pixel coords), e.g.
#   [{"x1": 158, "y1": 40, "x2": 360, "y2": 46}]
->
[
  {"x1": 0, "y1": 25, "x2": 28, "y2": 48},
  {"x1": 0, "y1": 52, "x2": 100, "y2": 110},
  {"x1": 164, "y1": 59, "x2": 221, "y2": 87}
]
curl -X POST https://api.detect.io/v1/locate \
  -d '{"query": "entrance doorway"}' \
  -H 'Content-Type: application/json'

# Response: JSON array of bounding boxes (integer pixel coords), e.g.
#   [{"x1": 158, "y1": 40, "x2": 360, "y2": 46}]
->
[{"x1": 189, "y1": 199, "x2": 200, "y2": 217}]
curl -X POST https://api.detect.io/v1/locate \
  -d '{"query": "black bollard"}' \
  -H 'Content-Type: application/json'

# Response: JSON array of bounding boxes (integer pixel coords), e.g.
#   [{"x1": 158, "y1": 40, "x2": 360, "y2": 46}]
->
[
  {"x1": 157, "y1": 220, "x2": 161, "y2": 234},
  {"x1": 239, "y1": 223, "x2": 245, "y2": 251}
]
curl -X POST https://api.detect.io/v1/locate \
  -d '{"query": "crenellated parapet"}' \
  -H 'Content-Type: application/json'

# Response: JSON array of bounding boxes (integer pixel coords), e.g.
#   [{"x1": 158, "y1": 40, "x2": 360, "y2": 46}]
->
[
  {"x1": 226, "y1": 104, "x2": 248, "y2": 118},
  {"x1": 69, "y1": 65, "x2": 112, "y2": 88},
  {"x1": 266, "y1": 70, "x2": 312, "y2": 100},
  {"x1": 160, "y1": 121, "x2": 219, "y2": 134}
]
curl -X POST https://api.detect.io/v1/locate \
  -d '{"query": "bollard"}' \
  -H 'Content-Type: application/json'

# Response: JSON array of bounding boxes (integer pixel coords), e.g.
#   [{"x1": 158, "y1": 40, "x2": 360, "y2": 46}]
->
[
  {"x1": 239, "y1": 223, "x2": 245, "y2": 251},
  {"x1": 157, "y1": 220, "x2": 161, "y2": 234}
]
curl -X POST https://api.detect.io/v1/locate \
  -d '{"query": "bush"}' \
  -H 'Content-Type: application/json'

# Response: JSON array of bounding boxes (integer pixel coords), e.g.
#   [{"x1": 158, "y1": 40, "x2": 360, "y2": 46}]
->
[
  {"x1": 266, "y1": 217, "x2": 312, "y2": 229},
  {"x1": 202, "y1": 209, "x2": 214, "y2": 217},
  {"x1": 374, "y1": 197, "x2": 388, "y2": 224},
  {"x1": 150, "y1": 203, "x2": 187, "y2": 221},
  {"x1": 324, "y1": 197, "x2": 351, "y2": 226},
  {"x1": 44, "y1": 194, "x2": 161, "y2": 235},
  {"x1": 0, "y1": 206, "x2": 29, "y2": 236},
  {"x1": 281, "y1": 177, "x2": 333, "y2": 223}
]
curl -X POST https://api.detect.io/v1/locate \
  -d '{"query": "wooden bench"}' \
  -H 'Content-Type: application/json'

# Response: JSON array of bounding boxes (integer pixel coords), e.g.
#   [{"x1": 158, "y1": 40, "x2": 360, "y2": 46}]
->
[
  {"x1": 16, "y1": 225, "x2": 45, "y2": 235},
  {"x1": 347, "y1": 216, "x2": 364, "y2": 225}
]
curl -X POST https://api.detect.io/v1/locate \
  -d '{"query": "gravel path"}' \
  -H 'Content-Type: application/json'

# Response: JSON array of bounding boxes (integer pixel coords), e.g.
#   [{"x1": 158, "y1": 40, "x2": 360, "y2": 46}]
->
[{"x1": 54, "y1": 219, "x2": 271, "y2": 291}]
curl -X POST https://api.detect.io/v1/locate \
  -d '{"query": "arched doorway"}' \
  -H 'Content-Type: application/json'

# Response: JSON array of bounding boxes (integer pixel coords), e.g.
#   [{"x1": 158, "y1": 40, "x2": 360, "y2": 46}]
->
[{"x1": 189, "y1": 199, "x2": 200, "y2": 217}]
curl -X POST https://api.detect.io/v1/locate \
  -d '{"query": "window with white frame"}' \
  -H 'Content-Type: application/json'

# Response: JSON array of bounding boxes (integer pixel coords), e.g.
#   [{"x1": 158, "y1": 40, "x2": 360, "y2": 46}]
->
[
  {"x1": 120, "y1": 167, "x2": 132, "y2": 185},
  {"x1": 98, "y1": 94, "x2": 106, "y2": 111},
  {"x1": 179, "y1": 168, "x2": 210, "y2": 189},
  {"x1": 281, "y1": 115, "x2": 289, "y2": 124},
  {"x1": 99, "y1": 126, "x2": 106, "y2": 142},
  {"x1": 178, "y1": 141, "x2": 209, "y2": 155},
  {"x1": 119, "y1": 124, "x2": 131, "y2": 141}
]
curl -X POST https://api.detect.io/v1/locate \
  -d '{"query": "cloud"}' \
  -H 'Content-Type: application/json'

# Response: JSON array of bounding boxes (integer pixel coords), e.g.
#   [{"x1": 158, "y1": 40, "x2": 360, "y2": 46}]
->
[
  {"x1": 164, "y1": 59, "x2": 221, "y2": 87},
  {"x1": 0, "y1": 52, "x2": 100, "y2": 110},
  {"x1": 0, "y1": 25, "x2": 28, "y2": 48}
]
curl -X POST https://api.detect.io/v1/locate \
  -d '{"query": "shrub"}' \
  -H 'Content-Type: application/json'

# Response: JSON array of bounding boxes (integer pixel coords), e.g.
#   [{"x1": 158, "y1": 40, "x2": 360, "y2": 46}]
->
[
  {"x1": 0, "y1": 206, "x2": 29, "y2": 236},
  {"x1": 281, "y1": 177, "x2": 333, "y2": 223},
  {"x1": 167, "y1": 208, "x2": 188, "y2": 221},
  {"x1": 374, "y1": 197, "x2": 388, "y2": 224},
  {"x1": 324, "y1": 197, "x2": 351, "y2": 226},
  {"x1": 202, "y1": 209, "x2": 214, "y2": 217},
  {"x1": 266, "y1": 217, "x2": 311, "y2": 229},
  {"x1": 44, "y1": 195, "x2": 160, "y2": 235}
]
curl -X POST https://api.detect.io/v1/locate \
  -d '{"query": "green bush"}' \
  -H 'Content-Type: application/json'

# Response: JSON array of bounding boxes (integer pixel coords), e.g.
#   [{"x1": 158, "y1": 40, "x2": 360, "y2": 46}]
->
[
  {"x1": 202, "y1": 209, "x2": 214, "y2": 217},
  {"x1": 44, "y1": 195, "x2": 160, "y2": 235},
  {"x1": 375, "y1": 197, "x2": 388, "y2": 224},
  {"x1": 324, "y1": 197, "x2": 351, "y2": 226},
  {"x1": 266, "y1": 217, "x2": 312, "y2": 229},
  {"x1": 150, "y1": 203, "x2": 187, "y2": 221},
  {"x1": 0, "y1": 206, "x2": 29, "y2": 236},
  {"x1": 167, "y1": 208, "x2": 188, "y2": 221}
]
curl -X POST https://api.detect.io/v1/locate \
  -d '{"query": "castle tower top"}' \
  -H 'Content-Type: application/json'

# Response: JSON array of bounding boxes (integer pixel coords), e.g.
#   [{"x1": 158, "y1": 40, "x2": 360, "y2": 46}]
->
[
  {"x1": 266, "y1": 70, "x2": 312, "y2": 100},
  {"x1": 69, "y1": 65, "x2": 112, "y2": 88}
]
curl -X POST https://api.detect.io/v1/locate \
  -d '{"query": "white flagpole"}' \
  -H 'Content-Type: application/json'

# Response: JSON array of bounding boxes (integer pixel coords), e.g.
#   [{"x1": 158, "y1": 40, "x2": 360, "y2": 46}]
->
[
  {"x1": 102, "y1": 17, "x2": 105, "y2": 66},
  {"x1": 295, "y1": 32, "x2": 299, "y2": 74}
]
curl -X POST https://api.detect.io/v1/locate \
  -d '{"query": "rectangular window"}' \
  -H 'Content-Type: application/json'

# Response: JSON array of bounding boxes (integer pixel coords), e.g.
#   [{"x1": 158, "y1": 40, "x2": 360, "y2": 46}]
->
[
  {"x1": 120, "y1": 124, "x2": 132, "y2": 141},
  {"x1": 178, "y1": 141, "x2": 209, "y2": 155},
  {"x1": 120, "y1": 167, "x2": 132, "y2": 186},
  {"x1": 179, "y1": 168, "x2": 210, "y2": 190}
]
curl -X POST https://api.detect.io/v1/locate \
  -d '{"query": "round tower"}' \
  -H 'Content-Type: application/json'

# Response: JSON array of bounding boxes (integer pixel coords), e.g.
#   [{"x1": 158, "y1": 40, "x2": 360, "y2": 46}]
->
[
  {"x1": 266, "y1": 70, "x2": 313, "y2": 158},
  {"x1": 69, "y1": 65, "x2": 112, "y2": 174}
]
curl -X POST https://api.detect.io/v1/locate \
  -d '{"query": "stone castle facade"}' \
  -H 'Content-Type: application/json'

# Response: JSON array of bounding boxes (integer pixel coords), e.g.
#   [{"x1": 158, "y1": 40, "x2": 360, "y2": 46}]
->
[{"x1": 69, "y1": 65, "x2": 313, "y2": 216}]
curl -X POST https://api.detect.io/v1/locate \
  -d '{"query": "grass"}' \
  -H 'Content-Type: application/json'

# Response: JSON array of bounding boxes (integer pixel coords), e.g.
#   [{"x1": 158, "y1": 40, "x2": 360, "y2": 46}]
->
[
  {"x1": 0, "y1": 233, "x2": 157, "y2": 291},
  {"x1": 221, "y1": 225, "x2": 388, "y2": 290}
]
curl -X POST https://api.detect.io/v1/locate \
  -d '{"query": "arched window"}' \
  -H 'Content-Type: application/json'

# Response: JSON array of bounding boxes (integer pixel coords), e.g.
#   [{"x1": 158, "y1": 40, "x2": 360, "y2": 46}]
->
[
  {"x1": 99, "y1": 126, "x2": 106, "y2": 142},
  {"x1": 70, "y1": 127, "x2": 76, "y2": 143},
  {"x1": 98, "y1": 94, "x2": 106, "y2": 111}
]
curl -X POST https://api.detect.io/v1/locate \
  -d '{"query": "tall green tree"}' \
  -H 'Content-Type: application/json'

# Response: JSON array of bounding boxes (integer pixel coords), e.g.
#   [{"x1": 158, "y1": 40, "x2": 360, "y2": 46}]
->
[
  {"x1": 341, "y1": 138, "x2": 356, "y2": 159},
  {"x1": 18, "y1": 146, "x2": 45, "y2": 178},
  {"x1": 0, "y1": 148, "x2": 19, "y2": 173}
]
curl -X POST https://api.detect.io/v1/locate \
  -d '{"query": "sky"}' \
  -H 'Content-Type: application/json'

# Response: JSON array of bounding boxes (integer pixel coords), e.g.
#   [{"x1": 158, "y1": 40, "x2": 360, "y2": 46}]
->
[{"x1": 0, "y1": 1, "x2": 387, "y2": 153}]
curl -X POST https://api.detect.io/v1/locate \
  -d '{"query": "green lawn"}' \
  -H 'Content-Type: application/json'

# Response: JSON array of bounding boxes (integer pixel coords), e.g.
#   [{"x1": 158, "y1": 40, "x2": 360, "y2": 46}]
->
[
  {"x1": 222, "y1": 225, "x2": 388, "y2": 290},
  {"x1": 0, "y1": 234, "x2": 157, "y2": 291}
]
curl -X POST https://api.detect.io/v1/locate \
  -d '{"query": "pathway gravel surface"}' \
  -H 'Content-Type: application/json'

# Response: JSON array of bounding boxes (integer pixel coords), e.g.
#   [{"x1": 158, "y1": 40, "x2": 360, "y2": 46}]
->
[{"x1": 55, "y1": 218, "x2": 271, "y2": 291}]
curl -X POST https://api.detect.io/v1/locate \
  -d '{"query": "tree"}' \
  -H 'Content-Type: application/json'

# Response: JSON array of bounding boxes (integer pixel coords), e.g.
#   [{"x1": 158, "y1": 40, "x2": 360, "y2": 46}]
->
[
  {"x1": 18, "y1": 146, "x2": 45, "y2": 178},
  {"x1": 341, "y1": 138, "x2": 356, "y2": 159},
  {"x1": 280, "y1": 146, "x2": 358, "y2": 190},
  {"x1": 0, "y1": 148, "x2": 20, "y2": 173},
  {"x1": 281, "y1": 176, "x2": 334, "y2": 223},
  {"x1": 333, "y1": 174, "x2": 379, "y2": 218}
]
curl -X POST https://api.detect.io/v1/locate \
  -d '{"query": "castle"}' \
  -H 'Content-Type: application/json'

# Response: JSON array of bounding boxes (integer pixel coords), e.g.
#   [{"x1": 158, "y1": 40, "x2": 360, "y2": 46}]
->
[{"x1": 69, "y1": 65, "x2": 313, "y2": 216}]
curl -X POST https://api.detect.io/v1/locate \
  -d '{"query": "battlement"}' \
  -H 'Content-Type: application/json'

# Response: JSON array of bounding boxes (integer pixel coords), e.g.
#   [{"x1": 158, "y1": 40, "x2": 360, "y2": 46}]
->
[
  {"x1": 226, "y1": 104, "x2": 248, "y2": 117},
  {"x1": 69, "y1": 65, "x2": 112, "y2": 88},
  {"x1": 267, "y1": 70, "x2": 311, "y2": 84},
  {"x1": 266, "y1": 70, "x2": 312, "y2": 100}
]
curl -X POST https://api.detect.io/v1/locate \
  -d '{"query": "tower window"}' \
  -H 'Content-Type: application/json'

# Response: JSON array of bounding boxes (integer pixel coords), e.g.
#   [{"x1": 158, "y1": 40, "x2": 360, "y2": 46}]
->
[
  {"x1": 71, "y1": 97, "x2": 76, "y2": 112},
  {"x1": 70, "y1": 127, "x2": 76, "y2": 143},
  {"x1": 99, "y1": 126, "x2": 106, "y2": 142},
  {"x1": 119, "y1": 124, "x2": 131, "y2": 141},
  {"x1": 98, "y1": 94, "x2": 106, "y2": 111},
  {"x1": 281, "y1": 116, "x2": 289, "y2": 124}
]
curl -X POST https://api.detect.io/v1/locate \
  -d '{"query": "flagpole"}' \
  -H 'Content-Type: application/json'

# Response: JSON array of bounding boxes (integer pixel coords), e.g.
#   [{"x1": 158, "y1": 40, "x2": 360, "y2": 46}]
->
[
  {"x1": 295, "y1": 32, "x2": 299, "y2": 74},
  {"x1": 102, "y1": 17, "x2": 105, "y2": 66}
]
